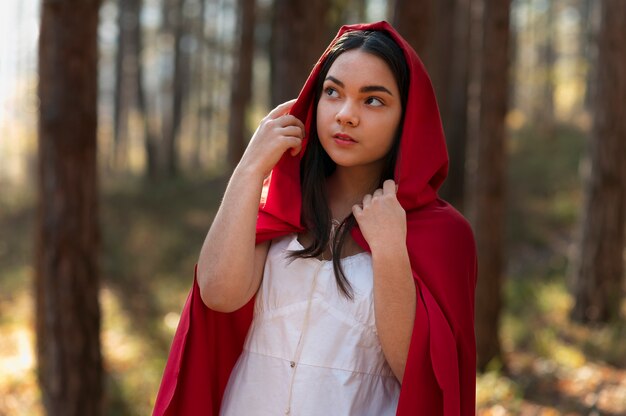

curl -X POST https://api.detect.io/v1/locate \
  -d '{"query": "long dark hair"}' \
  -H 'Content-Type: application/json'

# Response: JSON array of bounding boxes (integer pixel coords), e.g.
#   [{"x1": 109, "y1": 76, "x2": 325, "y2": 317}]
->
[{"x1": 290, "y1": 30, "x2": 409, "y2": 298}]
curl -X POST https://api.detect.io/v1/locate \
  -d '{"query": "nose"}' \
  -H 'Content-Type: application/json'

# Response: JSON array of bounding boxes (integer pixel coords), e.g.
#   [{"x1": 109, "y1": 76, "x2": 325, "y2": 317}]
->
[{"x1": 335, "y1": 101, "x2": 359, "y2": 127}]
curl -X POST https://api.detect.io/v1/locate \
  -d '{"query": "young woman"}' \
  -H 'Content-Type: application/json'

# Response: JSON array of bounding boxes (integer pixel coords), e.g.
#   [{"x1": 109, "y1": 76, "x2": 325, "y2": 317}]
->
[{"x1": 153, "y1": 21, "x2": 477, "y2": 416}]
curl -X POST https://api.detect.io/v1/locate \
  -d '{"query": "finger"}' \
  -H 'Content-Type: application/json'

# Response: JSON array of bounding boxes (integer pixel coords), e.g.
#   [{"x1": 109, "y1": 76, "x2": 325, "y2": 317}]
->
[
  {"x1": 383, "y1": 179, "x2": 397, "y2": 195},
  {"x1": 276, "y1": 114, "x2": 306, "y2": 137},
  {"x1": 352, "y1": 204, "x2": 363, "y2": 217},
  {"x1": 295, "y1": 118, "x2": 306, "y2": 137},
  {"x1": 289, "y1": 138, "x2": 303, "y2": 156},
  {"x1": 267, "y1": 99, "x2": 297, "y2": 119},
  {"x1": 280, "y1": 125, "x2": 305, "y2": 139},
  {"x1": 362, "y1": 194, "x2": 372, "y2": 207},
  {"x1": 373, "y1": 188, "x2": 384, "y2": 198}
]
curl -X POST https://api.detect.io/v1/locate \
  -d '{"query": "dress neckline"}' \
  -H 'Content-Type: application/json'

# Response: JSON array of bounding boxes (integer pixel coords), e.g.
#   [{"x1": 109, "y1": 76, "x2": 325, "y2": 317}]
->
[{"x1": 291, "y1": 234, "x2": 370, "y2": 264}]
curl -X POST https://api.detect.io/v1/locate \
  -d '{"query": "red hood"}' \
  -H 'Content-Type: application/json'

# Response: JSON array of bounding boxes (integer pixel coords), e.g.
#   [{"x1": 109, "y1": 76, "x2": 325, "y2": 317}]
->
[{"x1": 258, "y1": 21, "x2": 449, "y2": 242}]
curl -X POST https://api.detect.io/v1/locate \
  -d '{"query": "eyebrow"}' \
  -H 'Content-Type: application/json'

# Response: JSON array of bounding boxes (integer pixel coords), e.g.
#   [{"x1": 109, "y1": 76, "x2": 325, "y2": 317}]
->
[{"x1": 325, "y1": 75, "x2": 394, "y2": 96}]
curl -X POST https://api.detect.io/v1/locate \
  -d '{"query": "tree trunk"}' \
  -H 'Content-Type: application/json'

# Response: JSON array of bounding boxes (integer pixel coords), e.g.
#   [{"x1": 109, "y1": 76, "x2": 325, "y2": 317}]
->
[
  {"x1": 535, "y1": 0, "x2": 556, "y2": 134},
  {"x1": 270, "y1": 0, "x2": 332, "y2": 107},
  {"x1": 228, "y1": 0, "x2": 256, "y2": 170},
  {"x1": 113, "y1": 0, "x2": 131, "y2": 170},
  {"x1": 129, "y1": 0, "x2": 158, "y2": 181},
  {"x1": 392, "y1": 0, "x2": 431, "y2": 56},
  {"x1": 439, "y1": 0, "x2": 471, "y2": 209},
  {"x1": 160, "y1": 0, "x2": 187, "y2": 178},
  {"x1": 191, "y1": 0, "x2": 208, "y2": 171},
  {"x1": 36, "y1": 0, "x2": 103, "y2": 414},
  {"x1": 394, "y1": 0, "x2": 454, "y2": 109},
  {"x1": 466, "y1": 0, "x2": 511, "y2": 372},
  {"x1": 171, "y1": 0, "x2": 187, "y2": 177},
  {"x1": 393, "y1": 0, "x2": 469, "y2": 209},
  {"x1": 581, "y1": 0, "x2": 600, "y2": 112},
  {"x1": 354, "y1": 0, "x2": 367, "y2": 22},
  {"x1": 571, "y1": 0, "x2": 626, "y2": 324},
  {"x1": 114, "y1": 0, "x2": 144, "y2": 174}
]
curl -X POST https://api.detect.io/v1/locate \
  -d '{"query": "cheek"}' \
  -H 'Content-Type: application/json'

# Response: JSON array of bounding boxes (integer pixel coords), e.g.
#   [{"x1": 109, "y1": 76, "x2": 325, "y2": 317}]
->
[
  {"x1": 316, "y1": 100, "x2": 330, "y2": 122},
  {"x1": 377, "y1": 114, "x2": 401, "y2": 137},
  {"x1": 316, "y1": 101, "x2": 334, "y2": 134},
  {"x1": 375, "y1": 114, "x2": 402, "y2": 153},
  {"x1": 387, "y1": 111, "x2": 403, "y2": 140}
]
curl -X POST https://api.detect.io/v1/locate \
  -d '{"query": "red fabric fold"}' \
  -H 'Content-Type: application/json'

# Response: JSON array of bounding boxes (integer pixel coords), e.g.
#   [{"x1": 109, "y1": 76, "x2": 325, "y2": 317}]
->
[{"x1": 153, "y1": 21, "x2": 477, "y2": 416}]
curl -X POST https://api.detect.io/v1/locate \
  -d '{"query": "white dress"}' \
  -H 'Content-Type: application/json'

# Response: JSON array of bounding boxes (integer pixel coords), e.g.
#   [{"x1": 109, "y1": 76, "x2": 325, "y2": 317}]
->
[{"x1": 220, "y1": 233, "x2": 400, "y2": 416}]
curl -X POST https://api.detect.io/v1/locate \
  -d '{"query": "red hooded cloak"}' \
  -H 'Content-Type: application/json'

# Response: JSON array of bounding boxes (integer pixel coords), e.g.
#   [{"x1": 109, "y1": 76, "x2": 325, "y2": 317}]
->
[{"x1": 153, "y1": 21, "x2": 477, "y2": 416}]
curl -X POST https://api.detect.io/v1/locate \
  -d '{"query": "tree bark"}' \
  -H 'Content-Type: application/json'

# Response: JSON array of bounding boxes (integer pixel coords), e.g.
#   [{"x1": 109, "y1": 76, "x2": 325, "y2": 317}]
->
[
  {"x1": 534, "y1": 0, "x2": 556, "y2": 134},
  {"x1": 160, "y1": 0, "x2": 188, "y2": 177},
  {"x1": 392, "y1": 0, "x2": 431, "y2": 57},
  {"x1": 393, "y1": 0, "x2": 469, "y2": 209},
  {"x1": 36, "y1": 0, "x2": 103, "y2": 414},
  {"x1": 466, "y1": 0, "x2": 511, "y2": 371},
  {"x1": 571, "y1": 0, "x2": 626, "y2": 323},
  {"x1": 354, "y1": 0, "x2": 367, "y2": 22},
  {"x1": 228, "y1": 0, "x2": 256, "y2": 170},
  {"x1": 191, "y1": 0, "x2": 208, "y2": 171},
  {"x1": 113, "y1": 0, "x2": 130, "y2": 170},
  {"x1": 131, "y1": 0, "x2": 159, "y2": 181},
  {"x1": 581, "y1": 0, "x2": 600, "y2": 112},
  {"x1": 113, "y1": 0, "x2": 144, "y2": 174},
  {"x1": 270, "y1": 0, "x2": 332, "y2": 107},
  {"x1": 439, "y1": 0, "x2": 471, "y2": 209}
]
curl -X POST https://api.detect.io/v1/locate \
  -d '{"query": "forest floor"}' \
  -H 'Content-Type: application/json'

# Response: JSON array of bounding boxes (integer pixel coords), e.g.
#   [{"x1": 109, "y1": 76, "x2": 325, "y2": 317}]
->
[{"x1": 1, "y1": 123, "x2": 625, "y2": 415}]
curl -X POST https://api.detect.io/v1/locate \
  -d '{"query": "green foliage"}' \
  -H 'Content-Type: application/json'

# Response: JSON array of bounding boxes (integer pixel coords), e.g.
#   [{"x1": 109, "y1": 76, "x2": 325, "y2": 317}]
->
[
  {"x1": 506, "y1": 123, "x2": 586, "y2": 277},
  {"x1": 509, "y1": 122, "x2": 586, "y2": 204}
]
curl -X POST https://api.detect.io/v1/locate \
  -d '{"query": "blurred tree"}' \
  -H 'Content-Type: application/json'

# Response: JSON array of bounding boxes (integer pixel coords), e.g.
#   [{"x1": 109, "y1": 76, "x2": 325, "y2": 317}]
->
[
  {"x1": 392, "y1": 0, "x2": 431, "y2": 55},
  {"x1": 270, "y1": 0, "x2": 333, "y2": 107},
  {"x1": 113, "y1": 0, "x2": 144, "y2": 171},
  {"x1": 36, "y1": 0, "x2": 103, "y2": 414},
  {"x1": 328, "y1": 0, "x2": 367, "y2": 26},
  {"x1": 466, "y1": 0, "x2": 511, "y2": 371},
  {"x1": 206, "y1": 0, "x2": 233, "y2": 167},
  {"x1": 228, "y1": 0, "x2": 256, "y2": 170},
  {"x1": 137, "y1": 0, "x2": 159, "y2": 180},
  {"x1": 443, "y1": 0, "x2": 471, "y2": 211},
  {"x1": 190, "y1": 0, "x2": 209, "y2": 171},
  {"x1": 393, "y1": 0, "x2": 470, "y2": 209},
  {"x1": 534, "y1": 0, "x2": 556, "y2": 135},
  {"x1": 160, "y1": 0, "x2": 190, "y2": 177},
  {"x1": 580, "y1": 0, "x2": 600, "y2": 112},
  {"x1": 571, "y1": 0, "x2": 626, "y2": 323}
]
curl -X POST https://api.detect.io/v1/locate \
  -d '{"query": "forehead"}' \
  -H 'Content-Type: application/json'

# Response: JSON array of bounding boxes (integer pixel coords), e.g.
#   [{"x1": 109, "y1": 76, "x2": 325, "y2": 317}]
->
[{"x1": 326, "y1": 49, "x2": 398, "y2": 90}]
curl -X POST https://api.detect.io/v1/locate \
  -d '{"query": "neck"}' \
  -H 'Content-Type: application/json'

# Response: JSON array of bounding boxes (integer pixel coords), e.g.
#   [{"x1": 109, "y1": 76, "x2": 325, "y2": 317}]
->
[{"x1": 326, "y1": 164, "x2": 382, "y2": 219}]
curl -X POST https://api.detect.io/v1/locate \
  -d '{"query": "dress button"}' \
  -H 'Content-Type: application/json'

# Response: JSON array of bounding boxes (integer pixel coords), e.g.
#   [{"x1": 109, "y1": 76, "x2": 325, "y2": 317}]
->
[{"x1": 290, "y1": 361, "x2": 296, "y2": 368}]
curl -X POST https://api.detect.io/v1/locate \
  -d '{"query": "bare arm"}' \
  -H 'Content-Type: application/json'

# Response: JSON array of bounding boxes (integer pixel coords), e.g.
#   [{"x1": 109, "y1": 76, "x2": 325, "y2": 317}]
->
[
  {"x1": 197, "y1": 166, "x2": 269, "y2": 312},
  {"x1": 371, "y1": 241, "x2": 415, "y2": 382},
  {"x1": 352, "y1": 179, "x2": 415, "y2": 382},
  {"x1": 198, "y1": 99, "x2": 305, "y2": 312}
]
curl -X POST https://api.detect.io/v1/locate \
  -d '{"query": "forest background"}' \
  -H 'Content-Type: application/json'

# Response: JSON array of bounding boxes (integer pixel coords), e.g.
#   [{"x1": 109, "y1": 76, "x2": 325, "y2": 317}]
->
[{"x1": 0, "y1": 0, "x2": 625, "y2": 414}]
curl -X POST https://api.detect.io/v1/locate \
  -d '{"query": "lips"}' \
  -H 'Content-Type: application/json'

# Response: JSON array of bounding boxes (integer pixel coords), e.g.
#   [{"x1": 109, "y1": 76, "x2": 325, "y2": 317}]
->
[{"x1": 333, "y1": 133, "x2": 357, "y2": 143}]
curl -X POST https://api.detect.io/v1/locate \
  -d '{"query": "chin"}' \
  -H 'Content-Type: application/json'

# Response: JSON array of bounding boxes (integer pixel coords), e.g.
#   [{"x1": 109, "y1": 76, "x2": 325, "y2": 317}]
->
[{"x1": 327, "y1": 154, "x2": 362, "y2": 168}]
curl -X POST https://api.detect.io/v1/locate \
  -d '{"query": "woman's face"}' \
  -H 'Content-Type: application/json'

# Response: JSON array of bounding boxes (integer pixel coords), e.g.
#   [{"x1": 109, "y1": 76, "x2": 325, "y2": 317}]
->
[{"x1": 316, "y1": 49, "x2": 402, "y2": 173}]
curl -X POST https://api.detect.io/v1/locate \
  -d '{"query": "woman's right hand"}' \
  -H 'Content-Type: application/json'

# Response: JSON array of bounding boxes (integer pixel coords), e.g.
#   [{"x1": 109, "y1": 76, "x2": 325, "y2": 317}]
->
[{"x1": 239, "y1": 99, "x2": 306, "y2": 178}]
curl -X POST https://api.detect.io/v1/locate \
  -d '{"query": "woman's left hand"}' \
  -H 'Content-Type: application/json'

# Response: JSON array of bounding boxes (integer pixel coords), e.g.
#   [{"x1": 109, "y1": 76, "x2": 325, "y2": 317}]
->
[{"x1": 352, "y1": 179, "x2": 406, "y2": 250}]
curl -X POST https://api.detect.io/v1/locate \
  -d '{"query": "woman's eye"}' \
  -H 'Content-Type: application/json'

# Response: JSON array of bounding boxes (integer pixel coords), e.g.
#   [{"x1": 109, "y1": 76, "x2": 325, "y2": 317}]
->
[
  {"x1": 365, "y1": 97, "x2": 384, "y2": 107},
  {"x1": 324, "y1": 87, "x2": 339, "y2": 97}
]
